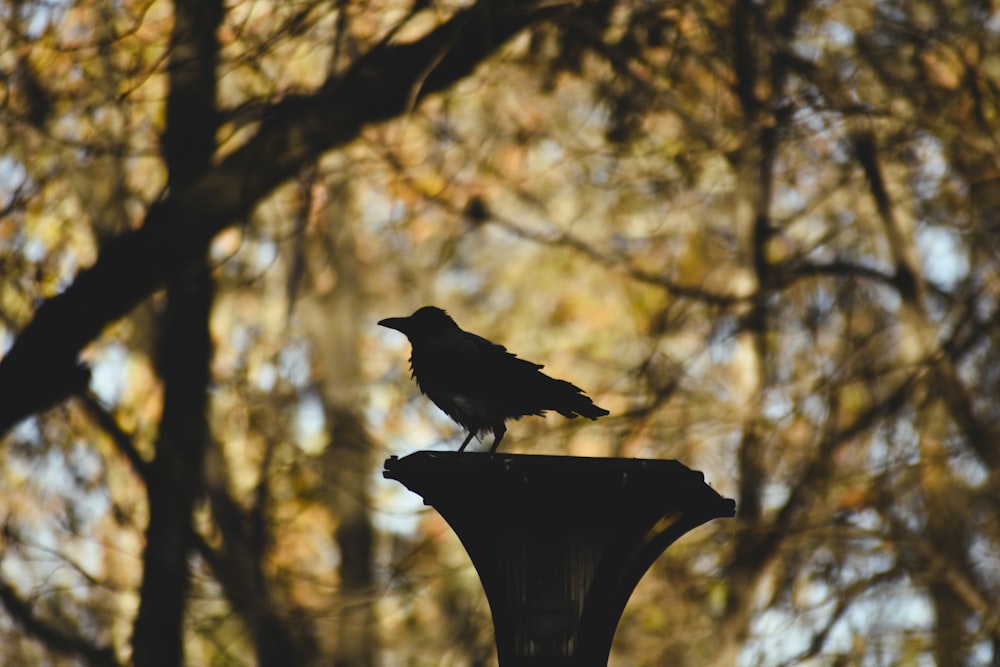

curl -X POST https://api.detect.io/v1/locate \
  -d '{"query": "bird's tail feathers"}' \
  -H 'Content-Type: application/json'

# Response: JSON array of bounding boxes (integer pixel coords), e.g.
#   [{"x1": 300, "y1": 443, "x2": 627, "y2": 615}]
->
[
  {"x1": 575, "y1": 401, "x2": 610, "y2": 420},
  {"x1": 558, "y1": 400, "x2": 609, "y2": 420},
  {"x1": 550, "y1": 380, "x2": 609, "y2": 420}
]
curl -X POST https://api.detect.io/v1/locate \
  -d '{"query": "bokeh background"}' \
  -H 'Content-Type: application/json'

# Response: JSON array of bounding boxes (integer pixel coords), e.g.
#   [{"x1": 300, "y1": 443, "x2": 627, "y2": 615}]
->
[{"x1": 1, "y1": 0, "x2": 999, "y2": 664}]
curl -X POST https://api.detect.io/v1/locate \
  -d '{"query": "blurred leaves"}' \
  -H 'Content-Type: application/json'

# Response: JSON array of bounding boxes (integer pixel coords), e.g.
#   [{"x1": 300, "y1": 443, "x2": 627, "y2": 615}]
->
[{"x1": 1, "y1": 0, "x2": 999, "y2": 665}]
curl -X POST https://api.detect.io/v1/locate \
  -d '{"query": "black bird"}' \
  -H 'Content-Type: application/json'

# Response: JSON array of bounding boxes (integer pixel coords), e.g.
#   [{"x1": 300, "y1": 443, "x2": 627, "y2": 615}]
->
[{"x1": 379, "y1": 306, "x2": 609, "y2": 453}]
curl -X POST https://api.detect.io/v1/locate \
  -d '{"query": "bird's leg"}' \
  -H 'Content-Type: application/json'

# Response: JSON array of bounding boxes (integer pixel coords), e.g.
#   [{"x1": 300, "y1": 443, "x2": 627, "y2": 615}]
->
[
  {"x1": 458, "y1": 431, "x2": 476, "y2": 452},
  {"x1": 489, "y1": 423, "x2": 507, "y2": 454}
]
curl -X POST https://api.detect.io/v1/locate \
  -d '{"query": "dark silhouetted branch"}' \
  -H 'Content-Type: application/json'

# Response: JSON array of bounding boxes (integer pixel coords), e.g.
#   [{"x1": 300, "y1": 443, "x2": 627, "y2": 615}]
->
[
  {"x1": 132, "y1": 1, "x2": 222, "y2": 665},
  {"x1": 77, "y1": 392, "x2": 150, "y2": 482},
  {"x1": 0, "y1": 0, "x2": 570, "y2": 437},
  {"x1": 0, "y1": 577, "x2": 122, "y2": 667}
]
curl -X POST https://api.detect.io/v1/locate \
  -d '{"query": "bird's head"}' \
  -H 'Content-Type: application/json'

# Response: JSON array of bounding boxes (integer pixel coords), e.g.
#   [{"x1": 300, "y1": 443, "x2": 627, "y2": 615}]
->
[{"x1": 378, "y1": 306, "x2": 459, "y2": 341}]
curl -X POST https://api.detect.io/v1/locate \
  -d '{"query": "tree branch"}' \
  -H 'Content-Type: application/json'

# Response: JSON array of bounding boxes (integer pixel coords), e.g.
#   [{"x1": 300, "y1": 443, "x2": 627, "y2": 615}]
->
[
  {"x1": 0, "y1": 0, "x2": 569, "y2": 436},
  {"x1": 77, "y1": 392, "x2": 151, "y2": 482},
  {"x1": 0, "y1": 577, "x2": 122, "y2": 667}
]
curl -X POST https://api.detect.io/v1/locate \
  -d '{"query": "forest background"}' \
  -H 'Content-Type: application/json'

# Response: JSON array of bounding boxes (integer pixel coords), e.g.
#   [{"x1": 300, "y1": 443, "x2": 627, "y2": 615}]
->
[{"x1": 1, "y1": 0, "x2": 999, "y2": 665}]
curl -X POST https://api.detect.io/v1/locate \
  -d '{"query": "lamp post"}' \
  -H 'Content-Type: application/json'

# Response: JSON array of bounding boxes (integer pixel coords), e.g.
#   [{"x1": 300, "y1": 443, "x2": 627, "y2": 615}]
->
[{"x1": 384, "y1": 451, "x2": 735, "y2": 665}]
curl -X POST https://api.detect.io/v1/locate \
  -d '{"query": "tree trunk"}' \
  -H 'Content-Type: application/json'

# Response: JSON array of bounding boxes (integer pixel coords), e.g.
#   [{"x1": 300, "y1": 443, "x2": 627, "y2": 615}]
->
[
  {"x1": 131, "y1": 1, "x2": 221, "y2": 664},
  {"x1": 296, "y1": 164, "x2": 378, "y2": 666}
]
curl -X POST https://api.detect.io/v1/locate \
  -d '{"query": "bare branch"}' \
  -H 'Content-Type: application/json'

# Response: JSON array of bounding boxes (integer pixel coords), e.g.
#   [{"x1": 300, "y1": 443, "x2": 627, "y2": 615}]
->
[
  {"x1": 0, "y1": 0, "x2": 569, "y2": 436},
  {"x1": 0, "y1": 577, "x2": 122, "y2": 667}
]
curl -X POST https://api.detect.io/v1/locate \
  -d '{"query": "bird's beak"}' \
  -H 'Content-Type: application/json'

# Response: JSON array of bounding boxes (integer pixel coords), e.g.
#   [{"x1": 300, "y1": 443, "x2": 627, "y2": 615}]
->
[{"x1": 378, "y1": 316, "x2": 408, "y2": 333}]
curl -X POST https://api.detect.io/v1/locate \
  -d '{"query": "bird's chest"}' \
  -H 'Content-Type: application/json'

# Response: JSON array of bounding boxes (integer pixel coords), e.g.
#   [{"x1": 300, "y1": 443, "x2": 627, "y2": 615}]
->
[
  {"x1": 410, "y1": 347, "x2": 494, "y2": 425},
  {"x1": 409, "y1": 347, "x2": 471, "y2": 394}
]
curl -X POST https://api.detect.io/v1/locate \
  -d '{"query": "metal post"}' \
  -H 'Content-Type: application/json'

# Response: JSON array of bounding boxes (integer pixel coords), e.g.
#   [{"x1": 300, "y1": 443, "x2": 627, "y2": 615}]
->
[{"x1": 384, "y1": 451, "x2": 735, "y2": 665}]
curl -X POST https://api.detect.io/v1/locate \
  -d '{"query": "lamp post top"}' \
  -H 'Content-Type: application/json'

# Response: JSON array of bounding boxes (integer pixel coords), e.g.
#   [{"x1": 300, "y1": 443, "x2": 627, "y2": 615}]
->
[{"x1": 384, "y1": 451, "x2": 735, "y2": 665}]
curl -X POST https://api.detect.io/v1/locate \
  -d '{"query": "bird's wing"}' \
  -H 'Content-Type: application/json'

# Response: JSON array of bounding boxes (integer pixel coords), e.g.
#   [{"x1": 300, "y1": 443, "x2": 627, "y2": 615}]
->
[
  {"x1": 409, "y1": 330, "x2": 538, "y2": 395},
  {"x1": 463, "y1": 335, "x2": 607, "y2": 420},
  {"x1": 411, "y1": 328, "x2": 607, "y2": 422}
]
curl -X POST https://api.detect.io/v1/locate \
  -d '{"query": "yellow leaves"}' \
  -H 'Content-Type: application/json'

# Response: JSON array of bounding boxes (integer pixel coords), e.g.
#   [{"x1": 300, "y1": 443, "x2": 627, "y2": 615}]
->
[
  {"x1": 210, "y1": 227, "x2": 243, "y2": 261},
  {"x1": 782, "y1": 414, "x2": 813, "y2": 450},
  {"x1": 919, "y1": 43, "x2": 964, "y2": 91},
  {"x1": 837, "y1": 380, "x2": 869, "y2": 415},
  {"x1": 3, "y1": 0, "x2": 999, "y2": 663},
  {"x1": 637, "y1": 604, "x2": 667, "y2": 634},
  {"x1": 27, "y1": 211, "x2": 63, "y2": 255},
  {"x1": 833, "y1": 485, "x2": 878, "y2": 514}
]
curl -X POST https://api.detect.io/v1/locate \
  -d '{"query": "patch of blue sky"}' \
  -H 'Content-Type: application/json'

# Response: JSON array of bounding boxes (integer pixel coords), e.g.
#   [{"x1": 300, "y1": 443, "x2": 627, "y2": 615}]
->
[
  {"x1": 229, "y1": 322, "x2": 254, "y2": 360},
  {"x1": 23, "y1": 236, "x2": 48, "y2": 263},
  {"x1": 0, "y1": 526, "x2": 56, "y2": 586},
  {"x1": 3, "y1": 535, "x2": 106, "y2": 610},
  {"x1": 66, "y1": 439, "x2": 103, "y2": 488},
  {"x1": 16, "y1": 2, "x2": 60, "y2": 39},
  {"x1": 368, "y1": 402, "x2": 455, "y2": 536},
  {"x1": 916, "y1": 225, "x2": 967, "y2": 291},
  {"x1": 53, "y1": 250, "x2": 82, "y2": 294},
  {"x1": 356, "y1": 189, "x2": 413, "y2": 256},
  {"x1": 9, "y1": 414, "x2": 41, "y2": 445},
  {"x1": 832, "y1": 593, "x2": 934, "y2": 666},
  {"x1": 1, "y1": 326, "x2": 12, "y2": 357},
  {"x1": 532, "y1": 138, "x2": 566, "y2": 171},
  {"x1": 89, "y1": 342, "x2": 130, "y2": 405},
  {"x1": 743, "y1": 577, "x2": 934, "y2": 667},
  {"x1": 297, "y1": 393, "x2": 324, "y2": 433},
  {"x1": 291, "y1": 392, "x2": 326, "y2": 454},
  {"x1": 373, "y1": 323, "x2": 408, "y2": 356},
  {"x1": 439, "y1": 265, "x2": 484, "y2": 297},
  {"x1": 867, "y1": 419, "x2": 921, "y2": 472},
  {"x1": 706, "y1": 316, "x2": 739, "y2": 365},
  {"x1": 969, "y1": 533, "x2": 1000, "y2": 591},
  {"x1": 762, "y1": 390, "x2": 793, "y2": 422},
  {"x1": 585, "y1": 162, "x2": 611, "y2": 187},
  {"x1": 870, "y1": 277, "x2": 902, "y2": 314},
  {"x1": 742, "y1": 607, "x2": 816, "y2": 666},
  {"x1": 845, "y1": 537, "x2": 897, "y2": 582},
  {"x1": 820, "y1": 20, "x2": 855, "y2": 48},
  {"x1": 251, "y1": 238, "x2": 277, "y2": 273},
  {"x1": 970, "y1": 641, "x2": 997, "y2": 667},
  {"x1": 846, "y1": 506, "x2": 883, "y2": 533},
  {"x1": 253, "y1": 361, "x2": 277, "y2": 392},
  {"x1": 945, "y1": 434, "x2": 989, "y2": 487},
  {"x1": 911, "y1": 133, "x2": 948, "y2": 186},
  {"x1": 277, "y1": 338, "x2": 311, "y2": 388},
  {"x1": 908, "y1": 135, "x2": 968, "y2": 291},
  {"x1": 761, "y1": 481, "x2": 790, "y2": 514},
  {"x1": 399, "y1": 402, "x2": 460, "y2": 452},
  {"x1": 0, "y1": 156, "x2": 29, "y2": 203},
  {"x1": 367, "y1": 410, "x2": 459, "y2": 535},
  {"x1": 371, "y1": 471, "x2": 427, "y2": 538},
  {"x1": 799, "y1": 393, "x2": 829, "y2": 427},
  {"x1": 5, "y1": 442, "x2": 111, "y2": 574},
  {"x1": 775, "y1": 183, "x2": 807, "y2": 217}
]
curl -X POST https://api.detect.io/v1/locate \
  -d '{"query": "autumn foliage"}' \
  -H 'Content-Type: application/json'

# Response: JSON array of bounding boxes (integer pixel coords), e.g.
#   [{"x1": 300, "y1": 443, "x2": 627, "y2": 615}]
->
[{"x1": 1, "y1": 0, "x2": 999, "y2": 665}]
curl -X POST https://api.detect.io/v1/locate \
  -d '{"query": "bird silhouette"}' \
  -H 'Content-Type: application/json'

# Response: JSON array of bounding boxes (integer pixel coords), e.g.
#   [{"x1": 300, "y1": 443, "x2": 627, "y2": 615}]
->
[{"x1": 379, "y1": 306, "x2": 609, "y2": 453}]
